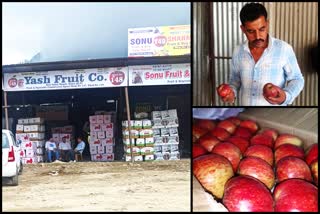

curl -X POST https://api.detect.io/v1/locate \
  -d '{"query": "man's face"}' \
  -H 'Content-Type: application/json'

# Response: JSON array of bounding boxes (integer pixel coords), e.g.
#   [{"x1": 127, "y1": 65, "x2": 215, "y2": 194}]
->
[{"x1": 241, "y1": 16, "x2": 269, "y2": 48}]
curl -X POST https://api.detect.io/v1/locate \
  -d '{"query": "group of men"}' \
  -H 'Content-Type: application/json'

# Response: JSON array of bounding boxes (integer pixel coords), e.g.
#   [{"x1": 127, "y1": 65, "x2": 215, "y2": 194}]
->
[{"x1": 45, "y1": 136, "x2": 86, "y2": 162}]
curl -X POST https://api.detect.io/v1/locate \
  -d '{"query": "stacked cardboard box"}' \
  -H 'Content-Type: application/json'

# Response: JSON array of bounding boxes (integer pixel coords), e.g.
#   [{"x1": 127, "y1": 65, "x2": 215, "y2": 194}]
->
[
  {"x1": 51, "y1": 125, "x2": 75, "y2": 144},
  {"x1": 89, "y1": 112, "x2": 115, "y2": 161},
  {"x1": 16, "y1": 117, "x2": 46, "y2": 164},
  {"x1": 122, "y1": 119, "x2": 155, "y2": 162},
  {"x1": 152, "y1": 109, "x2": 180, "y2": 161}
]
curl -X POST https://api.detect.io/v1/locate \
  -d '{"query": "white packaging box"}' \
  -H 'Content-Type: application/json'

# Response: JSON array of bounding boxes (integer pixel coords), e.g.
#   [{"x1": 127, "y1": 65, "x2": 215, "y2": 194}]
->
[
  {"x1": 139, "y1": 129, "x2": 153, "y2": 138},
  {"x1": 103, "y1": 115, "x2": 112, "y2": 124},
  {"x1": 52, "y1": 133, "x2": 60, "y2": 142},
  {"x1": 123, "y1": 138, "x2": 135, "y2": 146},
  {"x1": 91, "y1": 154, "x2": 103, "y2": 161},
  {"x1": 104, "y1": 153, "x2": 114, "y2": 161},
  {"x1": 125, "y1": 147, "x2": 140, "y2": 155},
  {"x1": 97, "y1": 131, "x2": 106, "y2": 139},
  {"x1": 16, "y1": 133, "x2": 30, "y2": 142},
  {"x1": 36, "y1": 148, "x2": 44, "y2": 155},
  {"x1": 62, "y1": 126, "x2": 73, "y2": 133},
  {"x1": 122, "y1": 120, "x2": 134, "y2": 129},
  {"x1": 23, "y1": 125, "x2": 31, "y2": 132},
  {"x1": 161, "y1": 110, "x2": 170, "y2": 119},
  {"x1": 105, "y1": 145, "x2": 113, "y2": 153},
  {"x1": 154, "y1": 136, "x2": 164, "y2": 145},
  {"x1": 90, "y1": 139, "x2": 101, "y2": 145},
  {"x1": 161, "y1": 128, "x2": 170, "y2": 136},
  {"x1": 29, "y1": 132, "x2": 45, "y2": 140},
  {"x1": 25, "y1": 149, "x2": 36, "y2": 158},
  {"x1": 162, "y1": 145, "x2": 171, "y2": 153},
  {"x1": 21, "y1": 141, "x2": 37, "y2": 150},
  {"x1": 165, "y1": 117, "x2": 179, "y2": 128},
  {"x1": 151, "y1": 111, "x2": 161, "y2": 120},
  {"x1": 145, "y1": 137, "x2": 154, "y2": 145},
  {"x1": 125, "y1": 155, "x2": 132, "y2": 162},
  {"x1": 136, "y1": 138, "x2": 145, "y2": 147},
  {"x1": 34, "y1": 141, "x2": 45, "y2": 148},
  {"x1": 51, "y1": 127, "x2": 62, "y2": 133},
  {"x1": 18, "y1": 118, "x2": 28, "y2": 124},
  {"x1": 105, "y1": 124, "x2": 114, "y2": 138},
  {"x1": 60, "y1": 133, "x2": 71, "y2": 141},
  {"x1": 170, "y1": 144, "x2": 179, "y2": 153},
  {"x1": 142, "y1": 120, "x2": 152, "y2": 129},
  {"x1": 101, "y1": 138, "x2": 114, "y2": 146},
  {"x1": 90, "y1": 131, "x2": 98, "y2": 140},
  {"x1": 16, "y1": 124, "x2": 24, "y2": 133},
  {"x1": 163, "y1": 152, "x2": 170, "y2": 160},
  {"x1": 30, "y1": 125, "x2": 45, "y2": 132},
  {"x1": 90, "y1": 144, "x2": 98, "y2": 155},
  {"x1": 96, "y1": 115, "x2": 104, "y2": 124},
  {"x1": 91, "y1": 123, "x2": 102, "y2": 132},
  {"x1": 28, "y1": 118, "x2": 34, "y2": 124},
  {"x1": 154, "y1": 152, "x2": 164, "y2": 161},
  {"x1": 20, "y1": 150, "x2": 26, "y2": 158},
  {"x1": 168, "y1": 136, "x2": 179, "y2": 144},
  {"x1": 123, "y1": 130, "x2": 139, "y2": 138},
  {"x1": 152, "y1": 119, "x2": 165, "y2": 129},
  {"x1": 37, "y1": 155, "x2": 44, "y2": 163},
  {"x1": 153, "y1": 128, "x2": 161, "y2": 137},
  {"x1": 89, "y1": 115, "x2": 97, "y2": 124},
  {"x1": 22, "y1": 157, "x2": 38, "y2": 164},
  {"x1": 134, "y1": 112, "x2": 149, "y2": 120},
  {"x1": 32, "y1": 117, "x2": 44, "y2": 124},
  {"x1": 169, "y1": 127, "x2": 179, "y2": 136},
  {"x1": 154, "y1": 145, "x2": 162, "y2": 153},
  {"x1": 134, "y1": 155, "x2": 143, "y2": 162},
  {"x1": 168, "y1": 109, "x2": 178, "y2": 118},
  {"x1": 140, "y1": 147, "x2": 154, "y2": 155},
  {"x1": 144, "y1": 154, "x2": 154, "y2": 161},
  {"x1": 97, "y1": 145, "x2": 105, "y2": 154},
  {"x1": 134, "y1": 120, "x2": 143, "y2": 129},
  {"x1": 169, "y1": 152, "x2": 180, "y2": 160}
]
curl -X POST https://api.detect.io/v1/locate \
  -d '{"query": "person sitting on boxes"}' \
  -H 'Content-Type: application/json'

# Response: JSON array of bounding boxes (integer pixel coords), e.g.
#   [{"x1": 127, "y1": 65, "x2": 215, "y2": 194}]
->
[
  {"x1": 73, "y1": 136, "x2": 86, "y2": 161},
  {"x1": 59, "y1": 136, "x2": 75, "y2": 162},
  {"x1": 45, "y1": 138, "x2": 60, "y2": 163}
]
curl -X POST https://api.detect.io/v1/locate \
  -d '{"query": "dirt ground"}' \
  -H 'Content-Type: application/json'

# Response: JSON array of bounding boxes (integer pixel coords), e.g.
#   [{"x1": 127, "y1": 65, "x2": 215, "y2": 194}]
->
[{"x1": 2, "y1": 159, "x2": 190, "y2": 211}]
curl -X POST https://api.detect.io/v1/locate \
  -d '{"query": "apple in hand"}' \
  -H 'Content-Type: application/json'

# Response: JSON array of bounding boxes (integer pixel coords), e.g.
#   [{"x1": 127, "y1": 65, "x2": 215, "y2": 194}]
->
[
  {"x1": 274, "y1": 144, "x2": 304, "y2": 164},
  {"x1": 193, "y1": 154, "x2": 234, "y2": 199},
  {"x1": 217, "y1": 83, "x2": 232, "y2": 97},
  {"x1": 263, "y1": 83, "x2": 280, "y2": 98},
  {"x1": 238, "y1": 156, "x2": 275, "y2": 189},
  {"x1": 211, "y1": 142, "x2": 242, "y2": 172},
  {"x1": 274, "y1": 178, "x2": 318, "y2": 212},
  {"x1": 305, "y1": 143, "x2": 318, "y2": 166},
  {"x1": 276, "y1": 156, "x2": 312, "y2": 182},
  {"x1": 223, "y1": 175, "x2": 274, "y2": 212},
  {"x1": 244, "y1": 145, "x2": 274, "y2": 166}
]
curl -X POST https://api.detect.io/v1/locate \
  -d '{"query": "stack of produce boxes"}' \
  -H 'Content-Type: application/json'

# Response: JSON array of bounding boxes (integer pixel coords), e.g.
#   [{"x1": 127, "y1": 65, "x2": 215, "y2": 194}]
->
[
  {"x1": 89, "y1": 112, "x2": 115, "y2": 161},
  {"x1": 16, "y1": 117, "x2": 45, "y2": 164},
  {"x1": 153, "y1": 109, "x2": 180, "y2": 161},
  {"x1": 122, "y1": 118, "x2": 155, "y2": 162},
  {"x1": 51, "y1": 125, "x2": 75, "y2": 146}
]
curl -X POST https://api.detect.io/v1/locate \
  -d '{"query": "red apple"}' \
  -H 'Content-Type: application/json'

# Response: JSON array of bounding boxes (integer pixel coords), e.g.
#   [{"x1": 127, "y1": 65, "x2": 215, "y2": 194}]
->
[
  {"x1": 198, "y1": 134, "x2": 220, "y2": 152},
  {"x1": 192, "y1": 125, "x2": 208, "y2": 142},
  {"x1": 234, "y1": 127, "x2": 253, "y2": 140},
  {"x1": 223, "y1": 175, "x2": 274, "y2": 212},
  {"x1": 211, "y1": 142, "x2": 242, "y2": 172},
  {"x1": 263, "y1": 83, "x2": 279, "y2": 98},
  {"x1": 305, "y1": 143, "x2": 318, "y2": 166},
  {"x1": 259, "y1": 128, "x2": 278, "y2": 141},
  {"x1": 244, "y1": 145, "x2": 274, "y2": 166},
  {"x1": 209, "y1": 127, "x2": 231, "y2": 141},
  {"x1": 239, "y1": 120, "x2": 259, "y2": 134},
  {"x1": 193, "y1": 144, "x2": 208, "y2": 159},
  {"x1": 238, "y1": 156, "x2": 275, "y2": 189},
  {"x1": 226, "y1": 116, "x2": 241, "y2": 126},
  {"x1": 227, "y1": 136, "x2": 250, "y2": 154},
  {"x1": 274, "y1": 134, "x2": 303, "y2": 149},
  {"x1": 250, "y1": 133, "x2": 274, "y2": 149},
  {"x1": 276, "y1": 156, "x2": 312, "y2": 182},
  {"x1": 274, "y1": 144, "x2": 304, "y2": 164},
  {"x1": 193, "y1": 154, "x2": 234, "y2": 199},
  {"x1": 217, "y1": 120, "x2": 237, "y2": 134},
  {"x1": 217, "y1": 83, "x2": 232, "y2": 97},
  {"x1": 310, "y1": 159, "x2": 318, "y2": 186},
  {"x1": 274, "y1": 179, "x2": 318, "y2": 212},
  {"x1": 195, "y1": 119, "x2": 216, "y2": 131}
]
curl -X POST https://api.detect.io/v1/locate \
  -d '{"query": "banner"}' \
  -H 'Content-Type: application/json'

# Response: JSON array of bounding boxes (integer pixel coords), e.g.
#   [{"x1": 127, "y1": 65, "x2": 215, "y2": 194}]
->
[
  {"x1": 128, "y1": 25, "x2": 190, "y2": 57},
  {"x1": 3, "y1": 67, "x2": 127, "y2": 91},
  {"x1": 128, "y1": 63, "x2": 191, "y2": 86}
]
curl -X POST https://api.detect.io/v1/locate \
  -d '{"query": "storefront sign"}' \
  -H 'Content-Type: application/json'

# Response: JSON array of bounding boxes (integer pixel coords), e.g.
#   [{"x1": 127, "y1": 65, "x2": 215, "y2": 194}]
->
[
  {"x1": 128, "y1": 25, "x2": 190, "y2": 57},
  {"x1": 3, "y1": 67, "x2": 128, "y2": 91},
  {"x1": 128, "y1": 63, "x2": 191, "y2": 86}
]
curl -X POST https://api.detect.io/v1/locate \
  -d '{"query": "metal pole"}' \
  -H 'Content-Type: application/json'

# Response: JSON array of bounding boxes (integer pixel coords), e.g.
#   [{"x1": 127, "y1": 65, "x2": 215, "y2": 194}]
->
[
  {"x1": 124, "y1": 87, "x2": 134, "y2": 163},
  {"x1": 4, "y1": 91, "x2": 9, "y2": 130}
]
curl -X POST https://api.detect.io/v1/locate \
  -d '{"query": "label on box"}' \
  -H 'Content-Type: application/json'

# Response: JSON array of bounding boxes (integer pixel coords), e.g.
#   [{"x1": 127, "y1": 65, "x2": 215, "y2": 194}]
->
[
  {"x1": 163, "y1": 152, "x2": 170, "y2": 160},
  {"x1": 136, "y1": 138, "x2": 145, "y2": 147},
  {"x1": 91, "y1": 154, "x2": 103, "y2": 161},
  {"x1": 90, "y1": 132, "x2": 98, "y2": 140},
  {"x1": 139, "y1": 129, "x2": 153, "y2": 138},
  {"x1": 170, "y1": 144, "x2": 179, "y2": 152},
  {"x1": 140, "y1": 147, "x2": 154, "y2": 155},
  {"x1": 22, "y1": 157, "x2": 38, "y2": 164},
  {"x1": 152, "y1": 119, "x2": 165, "y2": 129},
  {"x1": 103, "y1": 115, "x2": 112, "y2": 124},
  {"x1": 165, "y1": 117, "x2": 179, "y2": 128},
  {"x1": 154, "y1": 152, "x2": 164, "y2": 161},
  {"x1": 123, "y1": 138, "x2": 135, "y2": 146},
  {"x1": 101, "y1": 138, "x2": 114, "y2": 146},
  {"x1": 134, "y1": 155, "x2": 143, "y2": 162},
  {"x1": 97, "y1": 145, "x2": 105, "y2": 154},
  {"x1": 142, "y1": 120, "x2": 152, "y2": 129},
  {"x1": 32, "y1": 117, "x2": 44, "y2": 124},
  {"x1": 96, "y1": 115, "x2": 104, "y2": 124},
  {"x1": 145, "y1": 137, "x2": 154, "y2": 145},
  {"x1": 30, "y1": 125, "x2": 45, "y2": 132},
  {"x1": 133, "y1": 120, "x2": 143, "y2": 129},
  {"x1": 104, "y1": 153, "x2": 114, "y2": 161},
  {"x1": 16, "y1": 124, "x2": 24, "y2": 132},
  {"x1": 91, "y1": 124, "x2": 101, "y2": 132},
  {"x1": 144, "y1": 154, "x2": 154, "y2": 161},
  {"x1": 20, "y1": 150, "x2": 26, "y2": 158},
  {"x1": 151, "y1": 111, "x2": 161, "y2": 120},
  {"x1": 28, "y1": 118, "x2": 34, "y2": 124},
  {"x1": 153, "y1": 128, "x2": 161, "y2": 137},
  {"x1": 18, "y1": 118, "x2": 27, "y2": 124},
  {"x1": 16, "y1": 133, "x2": 29, "y2": 142},
  {"x1": 169, "y1": 152, "x2": 180, "y2": 160},
  {"x1": 125, "y1": 146, "x2": 140, "y2": 154},
  {"x1": 90, "y1": 139, "x2": 101, "y2": 145},
  {"x1": 161, "y1": 128, "x2": 170, "y2": 136},
  {"x1": 97, "y1": 131, "x2": 106, "y2": 139},
  {"x1": 154, "y1": 136, "x2": 164, "y2": 145},
  {"x1": 168, "y1": 136, "x2": 179, "y2": 144},
  {"x1": 162, "y1": 145, "x2": 171, "y2": 153},
  {"x1": 90, "y1": 144, "x2": 98, "y2": 154},
  {"x1": 25, "y1": 149, "x2": 36, "y2": 158},
  {"x1": 21, "y1": 141, "x2": 37, "y2": 150},
  {"x1": 122, "y1": 120, "x2": 134, "y2": 129},
  {"x1": 105, "y1": 145, "x2": 113, "y2": 153},
  {"x1": 23, "y1": 125, "x2": 31, "y2": 132},
  {"x1": 89, "y1": 115, "x2": 97, "y2": 124},
  {"x1": 168, "y1": 109, "x2": 178, "y2": 118},
  {"x1": 161, "y1": 111, "x2": 170, "y2": 119},
  {"x1": 36, "y1": 148, "x2": 44, "y2": 155},
  {"x1": 154, "y1": 145, "x2": 162, "y2": 153},
  {"x1": 169, "y1": 127, "x2": 179, "y2": 136},
  {"x1": 123, "y1": 130, "x2": 139, "y2": 138}
]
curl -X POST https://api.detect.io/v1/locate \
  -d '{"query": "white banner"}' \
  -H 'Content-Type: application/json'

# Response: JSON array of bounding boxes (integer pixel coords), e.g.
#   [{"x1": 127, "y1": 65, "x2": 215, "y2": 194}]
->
[
  {"x1": 3, "y1": 67, "x2": 128, "y2": 91},
  {"x1": 128, "y1": 63, "x2": 191, "y2": 86}
]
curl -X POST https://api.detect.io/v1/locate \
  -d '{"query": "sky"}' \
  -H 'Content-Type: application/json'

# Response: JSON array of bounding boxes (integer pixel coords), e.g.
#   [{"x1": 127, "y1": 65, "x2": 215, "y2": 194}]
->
[{"x1": 2, "y1": 2, "x2": 190, "y2": 65}]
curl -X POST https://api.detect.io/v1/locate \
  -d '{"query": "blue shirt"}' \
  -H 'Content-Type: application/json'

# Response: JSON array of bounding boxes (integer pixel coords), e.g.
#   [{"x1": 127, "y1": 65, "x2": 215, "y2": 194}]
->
[
  {"x1": 229, "y1": 35, "x2": 304, "y2": 106},
  {"x1": 75, "y1": 141, "x2": 85, "y2": 152},
  {"x1": 193, "y1": 108, "x2": 244, "y2": 120}
]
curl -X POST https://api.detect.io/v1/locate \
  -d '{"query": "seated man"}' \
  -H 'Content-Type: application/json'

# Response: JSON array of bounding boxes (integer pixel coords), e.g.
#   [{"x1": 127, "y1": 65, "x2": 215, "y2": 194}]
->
[
  {"x1": 45, "y1": 138, "x2": 60, "y2": 163},
  {"x1": 59, "y1": 136, "x2": 74, "y2": 162},
  {"x1": 73, "y1": 136, "x2": 86, "y2": 161}
]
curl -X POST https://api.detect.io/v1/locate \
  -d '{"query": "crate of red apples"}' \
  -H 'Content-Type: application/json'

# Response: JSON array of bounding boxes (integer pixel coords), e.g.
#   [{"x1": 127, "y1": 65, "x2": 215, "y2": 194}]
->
[{"x1": 193, "y1": 117, "x2": 318, "y2": 212}]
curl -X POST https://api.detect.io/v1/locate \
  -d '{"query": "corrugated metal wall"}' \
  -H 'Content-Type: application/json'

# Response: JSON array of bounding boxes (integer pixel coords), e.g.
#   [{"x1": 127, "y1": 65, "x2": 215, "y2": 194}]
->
[{"x1": 195, "y1": 2, "x2": 318, "y2": 106}]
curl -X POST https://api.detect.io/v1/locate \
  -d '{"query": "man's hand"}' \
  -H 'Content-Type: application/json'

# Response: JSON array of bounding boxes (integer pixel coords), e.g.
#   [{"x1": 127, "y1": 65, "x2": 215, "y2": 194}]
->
[
  {"x1": 265, "y1": 89, "x2": 286, "y2": 105},
  {"x1": 221, "y1": 90, "x2": 235, "y2": 103}
]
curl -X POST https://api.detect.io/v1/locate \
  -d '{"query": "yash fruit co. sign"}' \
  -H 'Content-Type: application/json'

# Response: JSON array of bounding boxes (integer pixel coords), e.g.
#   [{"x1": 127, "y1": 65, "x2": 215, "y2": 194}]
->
[
  {"x1": 128, "y1": 63, "x2": 191, "y2": 86},
  {"x1": 128, "y1": 25, "x2": 190, "y2": 57},
  {"x1": 3, "y1": 67, "x2": 127, "y2": 91}
]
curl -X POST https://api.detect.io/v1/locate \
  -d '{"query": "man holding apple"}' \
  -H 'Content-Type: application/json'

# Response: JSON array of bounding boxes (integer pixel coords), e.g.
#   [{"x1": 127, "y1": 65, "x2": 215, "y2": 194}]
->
[{"x1": 218, "y1": 3, "x2": 304, "y2": 106}]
